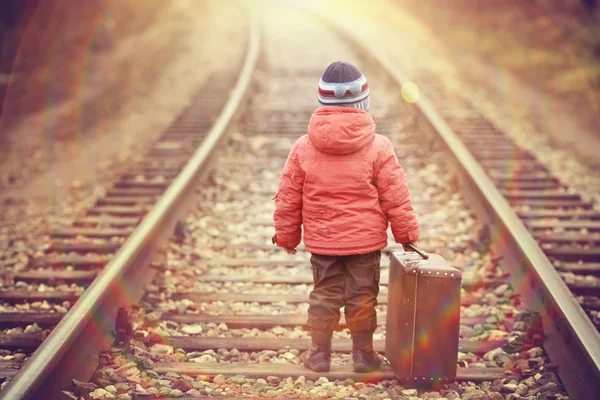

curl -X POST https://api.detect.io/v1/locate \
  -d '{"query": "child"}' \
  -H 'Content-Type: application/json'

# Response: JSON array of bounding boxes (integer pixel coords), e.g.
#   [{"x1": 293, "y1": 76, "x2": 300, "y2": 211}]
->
[{"x1": 272, "y1": 61, "x2": 420, "y2": 373}]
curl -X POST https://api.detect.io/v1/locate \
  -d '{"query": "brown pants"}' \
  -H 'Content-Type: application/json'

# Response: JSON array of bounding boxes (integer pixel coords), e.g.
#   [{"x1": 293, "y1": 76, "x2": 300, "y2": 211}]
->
[{"x1": 307, "y1": 251, "x2": 381, "y2": 332}]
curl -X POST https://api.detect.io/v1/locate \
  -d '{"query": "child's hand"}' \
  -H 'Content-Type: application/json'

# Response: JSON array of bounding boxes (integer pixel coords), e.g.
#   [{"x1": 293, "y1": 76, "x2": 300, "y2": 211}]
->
[{"x1": 284, "y1": 247, "x2": 297, "y2": 255}]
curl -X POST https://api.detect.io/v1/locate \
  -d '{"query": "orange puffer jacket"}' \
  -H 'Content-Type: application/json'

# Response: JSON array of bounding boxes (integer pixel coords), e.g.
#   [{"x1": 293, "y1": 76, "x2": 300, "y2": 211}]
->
[{"x1": 273, "y1": 106, "x2": 419, "y2": 255}]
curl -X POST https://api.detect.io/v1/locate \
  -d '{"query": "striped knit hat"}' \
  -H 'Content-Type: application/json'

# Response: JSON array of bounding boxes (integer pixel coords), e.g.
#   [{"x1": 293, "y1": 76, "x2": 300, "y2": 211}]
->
[{"x1": 317, "y1": 61, "x2": 369, "y2": 111}]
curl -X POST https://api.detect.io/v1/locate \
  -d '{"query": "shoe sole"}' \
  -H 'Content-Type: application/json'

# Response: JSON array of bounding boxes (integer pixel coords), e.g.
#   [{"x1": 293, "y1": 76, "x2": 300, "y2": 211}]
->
[{"x1": 305, "y1": 362, "x2": 330, "y2": 373}]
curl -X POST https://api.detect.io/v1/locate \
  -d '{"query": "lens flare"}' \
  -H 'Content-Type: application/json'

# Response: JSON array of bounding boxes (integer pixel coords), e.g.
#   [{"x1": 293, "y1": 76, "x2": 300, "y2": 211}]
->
[{"x1": 401, "y1": 81, "x2": 420, "y2": 103}]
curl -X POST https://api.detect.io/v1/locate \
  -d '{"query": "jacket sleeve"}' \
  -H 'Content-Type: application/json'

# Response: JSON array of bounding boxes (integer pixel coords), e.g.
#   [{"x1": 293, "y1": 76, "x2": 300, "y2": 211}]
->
[
  {"x1": 273, "y1": 142, "x2": 304, "y2": 248},
  {"x1": 374, "y1": 138, "x2": 420, "y2": 243}
]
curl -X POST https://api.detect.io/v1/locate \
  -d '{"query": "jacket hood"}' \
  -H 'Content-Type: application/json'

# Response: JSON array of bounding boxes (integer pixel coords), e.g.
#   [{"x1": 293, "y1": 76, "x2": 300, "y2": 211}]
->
[{"x1": 308, "y1": 106, "x2": 375, "y2": 155}]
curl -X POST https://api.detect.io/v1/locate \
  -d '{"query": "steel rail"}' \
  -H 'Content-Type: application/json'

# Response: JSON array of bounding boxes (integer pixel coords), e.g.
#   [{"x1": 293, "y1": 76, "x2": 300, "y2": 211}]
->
[
  {"x1": 318, "y1": 11, "x2": 600, "y2": 400},
  {"x1": 0, "y1": 14, "x2": 260, "y2": 400}
]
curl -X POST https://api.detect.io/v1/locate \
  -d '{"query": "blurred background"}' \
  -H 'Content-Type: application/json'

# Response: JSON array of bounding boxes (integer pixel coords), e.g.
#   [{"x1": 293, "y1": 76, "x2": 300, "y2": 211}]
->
[
  {"x1": 0, "y1": 0, "x2": 171, "y2": 131},
  {"x1": 398, "y1": 0, "x2": 599, "y2": 127},
  {"x1": 0, "y1": 0, "x2": 598, "y2": 191}
]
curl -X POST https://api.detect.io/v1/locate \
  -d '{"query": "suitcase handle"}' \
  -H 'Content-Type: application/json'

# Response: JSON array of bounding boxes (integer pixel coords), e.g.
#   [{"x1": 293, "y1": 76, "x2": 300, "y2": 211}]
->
[{"x1": 403, "y1": 242, "x2": 429, "y2": 260}]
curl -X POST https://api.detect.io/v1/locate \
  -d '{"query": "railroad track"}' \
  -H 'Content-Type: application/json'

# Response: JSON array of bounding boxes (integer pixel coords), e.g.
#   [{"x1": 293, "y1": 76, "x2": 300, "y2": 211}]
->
[
  {"x1": 408, "y1": 72, "x2": 600, "y2": 323},
  {"x1": 0, "y1": 3, "x2": 598, "y2": 400},
  {"x1": 0, "y1": 13, "x2": 257, "y2": 399}
]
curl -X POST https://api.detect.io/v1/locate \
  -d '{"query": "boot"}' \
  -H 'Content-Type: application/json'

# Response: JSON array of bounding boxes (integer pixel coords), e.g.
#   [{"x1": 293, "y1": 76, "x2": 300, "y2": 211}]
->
[
  {"x1": 304, "y1": 330, "x2": 332, "y2": 372},
  {"x1": 352, "y1": 330, "x2": 381, "y2": 373}
]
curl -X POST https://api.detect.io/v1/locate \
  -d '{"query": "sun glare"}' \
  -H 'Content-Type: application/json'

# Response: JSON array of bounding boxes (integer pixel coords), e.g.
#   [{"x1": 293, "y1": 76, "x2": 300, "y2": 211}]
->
[{"x1": 401, "y1": 81, "x2": 420, "y2": 103}]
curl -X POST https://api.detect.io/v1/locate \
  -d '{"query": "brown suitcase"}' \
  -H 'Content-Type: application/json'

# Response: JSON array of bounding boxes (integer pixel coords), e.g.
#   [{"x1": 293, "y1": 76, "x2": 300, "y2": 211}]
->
[{"x1": 385, "y1": 246, "x2": 462, "y2": 384}]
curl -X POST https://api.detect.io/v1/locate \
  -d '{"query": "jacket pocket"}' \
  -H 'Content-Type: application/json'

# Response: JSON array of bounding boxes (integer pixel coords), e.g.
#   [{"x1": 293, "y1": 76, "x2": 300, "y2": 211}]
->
[
  {"x1": 303, "y1": 203, "x2": 343, "y2": 237},
  {"x1": 303, "y1": 203, "x2": 342, "y2": 220}
]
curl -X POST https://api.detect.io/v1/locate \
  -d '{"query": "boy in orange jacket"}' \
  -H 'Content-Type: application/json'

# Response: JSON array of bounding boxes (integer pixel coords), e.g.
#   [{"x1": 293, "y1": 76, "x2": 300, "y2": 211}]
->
[{"x1": 273, "y1": 61, "x2": 419, "y2": 373}]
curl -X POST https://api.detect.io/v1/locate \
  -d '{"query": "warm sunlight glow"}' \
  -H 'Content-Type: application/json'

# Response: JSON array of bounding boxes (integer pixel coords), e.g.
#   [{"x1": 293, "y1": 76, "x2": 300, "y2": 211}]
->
[{"x1": 401, "y1": 81, "x2": 420, "y2": 103}]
